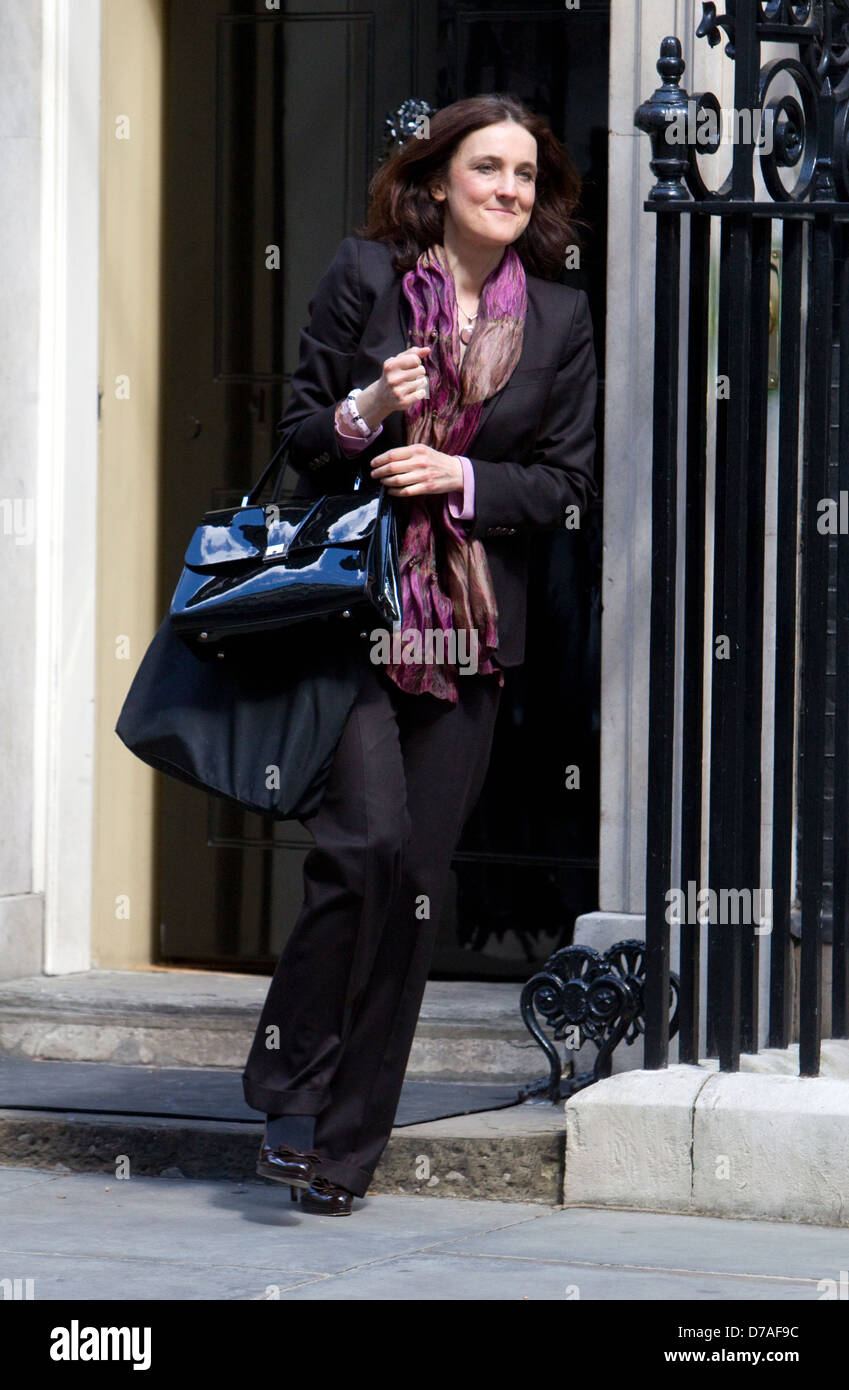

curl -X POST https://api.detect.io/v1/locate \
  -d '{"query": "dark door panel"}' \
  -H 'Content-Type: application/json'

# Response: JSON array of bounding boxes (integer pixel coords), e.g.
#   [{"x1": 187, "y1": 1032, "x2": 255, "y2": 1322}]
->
[{"x1": 157, "y1": 0, "x2": 608, "y2": 978}]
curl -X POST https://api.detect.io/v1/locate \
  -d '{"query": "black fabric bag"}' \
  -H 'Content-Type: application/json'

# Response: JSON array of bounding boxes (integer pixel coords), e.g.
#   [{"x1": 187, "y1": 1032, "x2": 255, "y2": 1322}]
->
[{"x1": 115, "y1": 612, "x2": 370, "y2": 820}]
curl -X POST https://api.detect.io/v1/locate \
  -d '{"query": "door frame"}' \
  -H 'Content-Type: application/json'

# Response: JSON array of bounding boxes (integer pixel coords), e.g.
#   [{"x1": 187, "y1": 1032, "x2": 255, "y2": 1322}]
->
[{"x1": 91, "y1": 0, "x2": 167, "y2": 968}]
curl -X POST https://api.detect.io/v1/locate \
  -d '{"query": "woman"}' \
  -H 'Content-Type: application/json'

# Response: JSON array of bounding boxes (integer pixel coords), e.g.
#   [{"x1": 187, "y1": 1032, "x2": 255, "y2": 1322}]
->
[{"x1": 241, "y1": 93, "x2": 598, "y2": 1215}]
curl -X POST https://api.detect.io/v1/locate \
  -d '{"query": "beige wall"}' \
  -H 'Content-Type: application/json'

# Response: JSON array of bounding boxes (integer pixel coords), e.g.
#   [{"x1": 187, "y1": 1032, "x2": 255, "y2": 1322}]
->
[{"x1": 92, "y1": 0, "x2": 166, "y2": 967}]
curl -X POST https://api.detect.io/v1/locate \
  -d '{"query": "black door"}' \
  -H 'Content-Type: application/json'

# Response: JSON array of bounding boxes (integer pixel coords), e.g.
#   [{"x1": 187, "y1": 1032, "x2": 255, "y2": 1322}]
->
[{"x1": 157, "y1": 0, "x2": 608, "y2": 977}]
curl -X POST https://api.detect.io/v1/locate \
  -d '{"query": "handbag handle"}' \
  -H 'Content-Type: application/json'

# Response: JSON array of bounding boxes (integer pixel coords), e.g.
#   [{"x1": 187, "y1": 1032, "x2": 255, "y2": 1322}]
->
[{"x1": 240, "y1": 433, "x2": 364, "y2": 508}]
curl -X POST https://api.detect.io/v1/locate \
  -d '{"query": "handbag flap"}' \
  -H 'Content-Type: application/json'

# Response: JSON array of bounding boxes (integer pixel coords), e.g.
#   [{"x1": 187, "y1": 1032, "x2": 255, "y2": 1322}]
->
[
  {"x1": 184, "y1": 502, "x2": 317, "y2": 569},
  {"x1": 284, "y1": 492, "x2": 382, "y2": 553},
  {"x1": 182, "y1": 491, "x2": 384, "y2": 571}
]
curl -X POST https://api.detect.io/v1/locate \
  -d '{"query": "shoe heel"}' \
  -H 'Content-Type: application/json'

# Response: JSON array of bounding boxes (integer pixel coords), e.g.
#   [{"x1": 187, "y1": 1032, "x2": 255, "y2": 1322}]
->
[{"x1": 289, "y1": 1186, "x2": 299, "y2": 1204}]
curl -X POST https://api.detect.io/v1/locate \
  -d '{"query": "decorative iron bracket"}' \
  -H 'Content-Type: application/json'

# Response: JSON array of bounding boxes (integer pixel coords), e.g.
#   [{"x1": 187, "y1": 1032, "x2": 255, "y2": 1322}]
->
[{"x1": 519, "y1": 940, "x2": 680, "y2": 1104}]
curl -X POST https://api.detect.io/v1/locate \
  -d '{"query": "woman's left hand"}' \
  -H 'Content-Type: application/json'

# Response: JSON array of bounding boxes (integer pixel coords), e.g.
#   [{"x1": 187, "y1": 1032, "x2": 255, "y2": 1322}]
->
[{"x1": 370, "y1": 445, "x2": 463, "y2": 497}]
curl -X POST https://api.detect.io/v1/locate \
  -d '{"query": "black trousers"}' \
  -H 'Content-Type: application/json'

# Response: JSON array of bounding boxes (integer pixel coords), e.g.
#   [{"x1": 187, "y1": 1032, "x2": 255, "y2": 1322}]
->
[{"x1": 241, "y1": 650, "x2": 502, "y2": 1197}]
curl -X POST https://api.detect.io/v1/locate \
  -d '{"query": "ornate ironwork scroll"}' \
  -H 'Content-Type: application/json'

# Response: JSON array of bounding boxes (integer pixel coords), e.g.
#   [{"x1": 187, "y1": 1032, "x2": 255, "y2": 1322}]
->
[
  {"x1": 519, "y1": 940, "x2": 680, "y2": 1103},
  {"x1": 635, "y1": 1, "x2": 849, "y2": 204}
]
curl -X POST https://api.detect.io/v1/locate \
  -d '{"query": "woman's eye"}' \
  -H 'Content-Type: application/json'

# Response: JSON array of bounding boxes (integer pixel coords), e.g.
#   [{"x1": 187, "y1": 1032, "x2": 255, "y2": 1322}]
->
[{"x1": 476, "y1": 163, "x2": 534, "y2": 180}]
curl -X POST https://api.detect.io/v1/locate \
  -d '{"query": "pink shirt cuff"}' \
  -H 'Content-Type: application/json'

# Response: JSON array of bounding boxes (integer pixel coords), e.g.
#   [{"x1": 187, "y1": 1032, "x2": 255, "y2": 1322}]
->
[
  {"x1": 334, "y1": 412, "x2": 473, "y2": 521},
  {"x1": 447, "y1": 456, "x2": 475, "y2": 521},
  {"x1": 334, "y1": 401, "x2": 383, "y2": 454}
]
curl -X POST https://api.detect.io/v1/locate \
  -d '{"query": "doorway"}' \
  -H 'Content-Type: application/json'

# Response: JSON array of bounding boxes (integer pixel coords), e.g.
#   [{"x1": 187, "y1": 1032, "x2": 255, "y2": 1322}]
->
[{"x1": 157, "y1": 0, "x2": 609, "y2": 978}]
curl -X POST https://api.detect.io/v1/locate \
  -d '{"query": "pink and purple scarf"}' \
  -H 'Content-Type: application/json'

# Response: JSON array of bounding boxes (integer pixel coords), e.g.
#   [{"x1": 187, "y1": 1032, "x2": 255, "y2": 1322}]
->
[{"x1": 384, "y1": 240, "x2": 527, "y2": 702}]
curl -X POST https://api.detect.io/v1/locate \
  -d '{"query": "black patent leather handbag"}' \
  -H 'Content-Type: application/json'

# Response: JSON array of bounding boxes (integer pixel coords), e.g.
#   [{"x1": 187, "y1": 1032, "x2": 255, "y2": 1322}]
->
[{"x1": 169, "y1": 438, "x2": 402, "y2": 649}]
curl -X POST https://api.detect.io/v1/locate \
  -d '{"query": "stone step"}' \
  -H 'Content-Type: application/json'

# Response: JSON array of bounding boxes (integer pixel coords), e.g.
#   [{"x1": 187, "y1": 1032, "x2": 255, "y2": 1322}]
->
[
  {"x1": 0, "y1": 970, "x2": 545, "y2": 1084},
  {"x1": 0, "y1": 1103, "x2": 567, "y2": 1204}
]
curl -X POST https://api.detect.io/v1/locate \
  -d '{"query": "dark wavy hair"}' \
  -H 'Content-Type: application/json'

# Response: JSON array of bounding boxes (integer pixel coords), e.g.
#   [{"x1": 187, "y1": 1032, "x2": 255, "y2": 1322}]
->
[{"x1": 355, "y1": 93, "x2": 585, "y2": 280}]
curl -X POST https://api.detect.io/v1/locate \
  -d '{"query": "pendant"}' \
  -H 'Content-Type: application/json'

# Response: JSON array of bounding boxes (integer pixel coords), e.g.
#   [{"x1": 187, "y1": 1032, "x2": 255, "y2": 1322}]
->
[{"x1": 459, "y1": 323, "x2": 474, "y2": 345}]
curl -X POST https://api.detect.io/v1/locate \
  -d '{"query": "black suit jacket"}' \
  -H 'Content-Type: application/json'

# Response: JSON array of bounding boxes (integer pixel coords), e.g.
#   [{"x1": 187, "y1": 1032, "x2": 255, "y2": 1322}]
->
[{"x1": 277, "y1": 234, "x2": 599, "y2": 668}]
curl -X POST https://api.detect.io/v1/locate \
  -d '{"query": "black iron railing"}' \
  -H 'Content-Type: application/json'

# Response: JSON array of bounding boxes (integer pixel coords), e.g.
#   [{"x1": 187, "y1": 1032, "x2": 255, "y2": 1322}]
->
[{"x1": 635, "y1": 1, "x2": 849, "y2": 1076}]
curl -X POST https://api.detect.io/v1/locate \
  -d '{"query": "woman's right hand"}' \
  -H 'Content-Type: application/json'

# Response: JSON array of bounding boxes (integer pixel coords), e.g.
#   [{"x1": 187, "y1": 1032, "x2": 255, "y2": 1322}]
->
[{"x1": 356, "y1": 346, "x2": 432, "y2": 427}]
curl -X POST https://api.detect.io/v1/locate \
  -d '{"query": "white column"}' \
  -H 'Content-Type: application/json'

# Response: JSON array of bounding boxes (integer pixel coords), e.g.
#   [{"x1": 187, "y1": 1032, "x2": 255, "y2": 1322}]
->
[
  {"x1": 596, "y1": 0, "x2": 719, "y2": 916},
  {"x1": 32, "y1": 0, "x2": 102, "y2": 974},
  {"x1": 0, "y1": 2, "x2": 45, "y2": 978}
]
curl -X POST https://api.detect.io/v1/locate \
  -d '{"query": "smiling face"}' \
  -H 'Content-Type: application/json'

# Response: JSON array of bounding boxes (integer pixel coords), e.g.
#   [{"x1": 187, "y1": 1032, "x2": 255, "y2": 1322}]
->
[{"x1": 429, "y1": 119, "x2": 537, "y2": 251}]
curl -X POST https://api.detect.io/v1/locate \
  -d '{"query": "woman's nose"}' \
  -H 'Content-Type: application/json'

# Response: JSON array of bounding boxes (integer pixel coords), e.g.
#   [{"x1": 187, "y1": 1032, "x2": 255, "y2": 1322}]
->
[{"x1": 495, "y1": 174, "x2": 520, "y2": 198}]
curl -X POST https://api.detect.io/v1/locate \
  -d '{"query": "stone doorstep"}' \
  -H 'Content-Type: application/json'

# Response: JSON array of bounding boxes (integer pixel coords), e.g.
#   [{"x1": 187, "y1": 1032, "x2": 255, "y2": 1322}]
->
[
  {"x1": 7, "y1": 971, "x2": 846, "y2": 1216},
  {"x1": 4, "y1": 1050, "x2": 846, "y2": 1215},
  {"x1": 0, "y1": 971, "x2": 544, "y2": 1083},
  {"x1": 0, "y1": 1103, "x2": 567, "y2": 1206},
  {"x1": 563, "y1": 1061, "x2": 849, "y2": 1228}
]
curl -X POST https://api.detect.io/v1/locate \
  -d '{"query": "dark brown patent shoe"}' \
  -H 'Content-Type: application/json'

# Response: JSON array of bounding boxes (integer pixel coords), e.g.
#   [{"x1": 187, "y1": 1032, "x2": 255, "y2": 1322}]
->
[
  {"x1": 299, "y1": 1175, "x2": 355, "y2": 1216},
  {"x1": 255, "y1": 1141, "x2": 322, "y2": 1189}
]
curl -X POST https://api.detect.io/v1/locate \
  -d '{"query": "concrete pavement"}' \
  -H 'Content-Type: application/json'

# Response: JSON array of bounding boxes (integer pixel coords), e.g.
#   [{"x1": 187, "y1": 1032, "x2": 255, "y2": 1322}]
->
[{"x1": 0, "y1": 1163, "x2": 847, "y2": 1301}]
